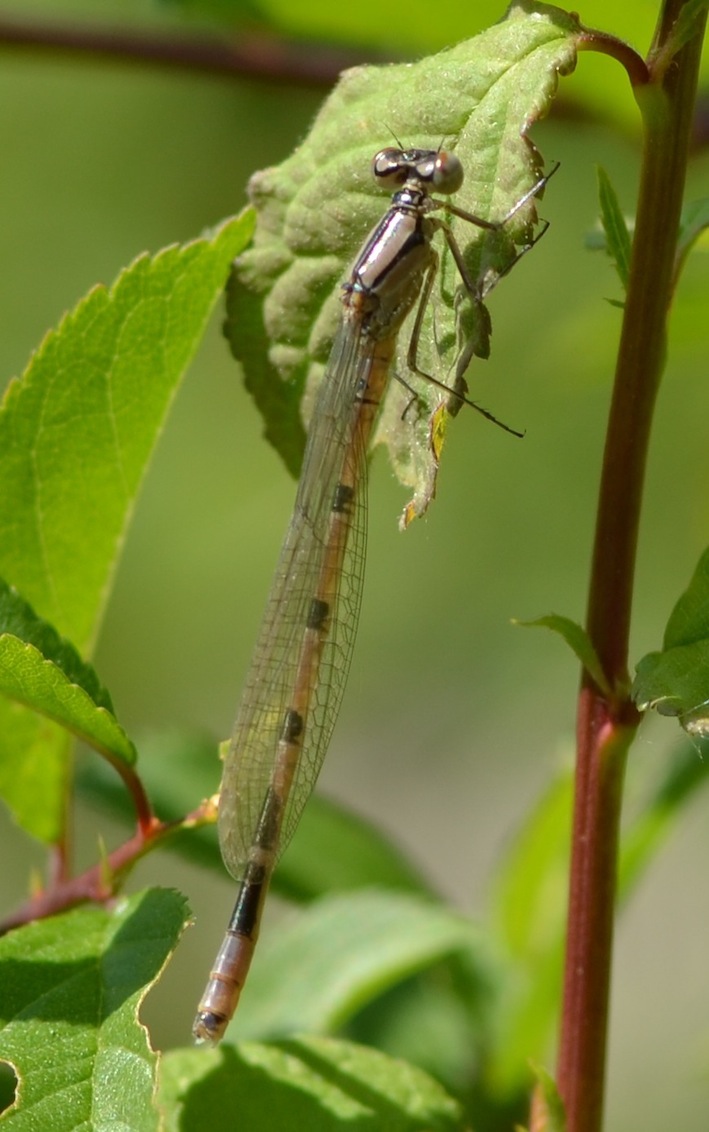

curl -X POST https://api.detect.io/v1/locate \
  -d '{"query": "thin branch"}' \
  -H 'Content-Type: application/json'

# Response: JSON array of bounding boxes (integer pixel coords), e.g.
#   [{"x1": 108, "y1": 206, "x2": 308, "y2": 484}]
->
[
  {"x1": 0, "y1": 16, "x2": 373, "y2": 88},
  {"x1": 0, "y1": 796, "x2": 217, "y2": 936},
  {"x1": 105, "y1": 753, "x2": 157, "y2": 837}
]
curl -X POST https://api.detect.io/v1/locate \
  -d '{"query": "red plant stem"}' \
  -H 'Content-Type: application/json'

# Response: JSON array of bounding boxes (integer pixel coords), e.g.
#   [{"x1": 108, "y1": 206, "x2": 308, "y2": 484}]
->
[
  {"x1": 576, "y1": 28, "x2": 650, "y2": 88},
  {"x1": 0, "y1": 798, "x2": 215, "y2": 935},
  {"x1": 0, "y1": 824, "x2": 158, "y2": 933},
  {"x1": 556, "y1": 4, "x2": 707, "y2": 1130},
  {"x1": 108, "y1": 753, "x2": 157, "y2": 837}
]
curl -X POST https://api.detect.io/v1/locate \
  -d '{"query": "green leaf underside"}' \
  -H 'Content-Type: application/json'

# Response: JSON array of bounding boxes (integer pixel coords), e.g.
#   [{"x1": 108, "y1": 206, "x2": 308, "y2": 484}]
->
[
  {"x1": 0, "y1": 888, "x2": 189, "y2": 1132},
  {"x1": 633, "y1": 546, "x2": 709, "y2": 732},
  {"x1": 515, "y1": 613, "x2": 609, "y2": 693},
  {"x1": 596, "y1": 165, "x2": 632, "y2": 291},
  {"x1": 159, "y1": 1035, "x2": 462, "y2": 1132},
  {"x1": 229, "y1": 890, "x2": 480, "y2": 1039},
  {"x1": 228, "y1": 1, "x2": 578, "y2": 519},
  {"x1": 0, "y1": 214, "x2": 251, "y2": 841}
]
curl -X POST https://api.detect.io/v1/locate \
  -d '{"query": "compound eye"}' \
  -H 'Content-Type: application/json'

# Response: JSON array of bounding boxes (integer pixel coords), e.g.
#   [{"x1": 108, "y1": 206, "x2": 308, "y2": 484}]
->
[
  {"x1": 431, "y1": 151, "x2": 464, "y2": 195},
  {"x1": 372, "y1": 147, "x2": 408, "y2": 189}
]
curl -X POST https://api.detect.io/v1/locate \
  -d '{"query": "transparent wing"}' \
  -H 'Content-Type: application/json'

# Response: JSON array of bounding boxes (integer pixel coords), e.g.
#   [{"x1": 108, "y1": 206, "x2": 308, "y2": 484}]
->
[{"x1": 218, "y1": 320, "x2": 375, "y2": 881}]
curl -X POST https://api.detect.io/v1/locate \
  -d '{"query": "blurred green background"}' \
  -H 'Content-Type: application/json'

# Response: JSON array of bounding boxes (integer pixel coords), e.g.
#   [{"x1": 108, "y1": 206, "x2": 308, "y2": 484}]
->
[{"x1": 0, "y1": 2, "x2": 708, "y2": 1129}]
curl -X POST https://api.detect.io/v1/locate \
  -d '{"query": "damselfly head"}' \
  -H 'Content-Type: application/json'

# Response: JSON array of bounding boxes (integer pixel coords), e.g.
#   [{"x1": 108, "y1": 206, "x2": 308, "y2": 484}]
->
[{"x1": 372, "y1": 147, "x2": 464, "y2": 196}]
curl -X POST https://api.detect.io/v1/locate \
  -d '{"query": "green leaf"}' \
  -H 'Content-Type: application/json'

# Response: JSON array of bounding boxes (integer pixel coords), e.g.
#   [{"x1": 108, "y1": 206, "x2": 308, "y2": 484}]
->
[
  {"x1": 676, "y1": 197, "x2": 709, "y2": 267},
  {"x1": 492, "y1": 769, "x2": 571, "y2": 962},
  {"x1": 634, "y1": 641, "x2": 709, "y2": 733},
  {"x1": 514, "y1": 613, "x2": 610, "y2": 693},
  {"x1": 663, "y1": 544, "x2": 709, "y2": 649},
  {"x1": 660, "y1": 0, "x2": 709, "y2": 60},
  {"x1": 230, "y1": 890, "x2": 482, "y2": 1038},
  {"x1": 0, "y1": 580, "x2": 136, "y2": 780},
  {"x1": 485, "y1": 767, "x2": 571, "y2": 1094},
  {"x1": 482, "y1": 746, "x2": 709, "y2": 1099},
  {"x1": 0, "y1": 713, "x2": 68, "y2": 845},
  {"x1": 595, "y1": 165, "x2": 632, "y2": 291},
  {"x1": 619, "y1": 738, "x2": 709, "y2": 899},
  {"x1": 0, "y1": 634, "x2": 136, "y2": 767},
  {"x1": 633, "y1": 546, "x2": 709, "y2": 733},
  {"x1": 0, "y1": 888, "x2": 189, "y2": 1132},
  {"x1": 344, "y1": 959, "x2": 488, "y2": 1098},
  {"x1": 274, "y1": 795, "x2": 434, "y2": 902},
  {"x1": 0, "y1": 579, "x2": 112, "y2": 711},
  {"x1": 0, "y1": 214, "x2": 251, "y2": 650},
  {"x1": 226, "y1": 2, "x2": 578, "y2": 519},
  {"x1": 525, "y1": 1063, "x2": 566, "y2": 1131},
  {"x1": 0, "y1": 213, "x2": 252, "y2": 841},
  {"x1": 159, "y1": 1035, "x2": 464, "y2": 1132}
]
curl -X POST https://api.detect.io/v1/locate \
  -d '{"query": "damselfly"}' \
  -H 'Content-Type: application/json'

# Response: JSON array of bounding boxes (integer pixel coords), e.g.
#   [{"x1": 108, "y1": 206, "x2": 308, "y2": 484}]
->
[{"x1": 193, "y1": 146, "x2": 554, "y2": 1044}]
